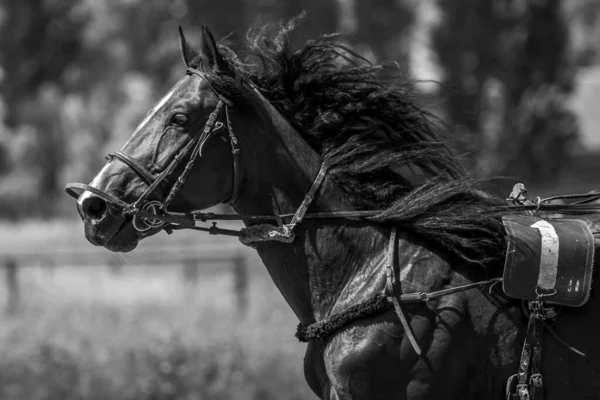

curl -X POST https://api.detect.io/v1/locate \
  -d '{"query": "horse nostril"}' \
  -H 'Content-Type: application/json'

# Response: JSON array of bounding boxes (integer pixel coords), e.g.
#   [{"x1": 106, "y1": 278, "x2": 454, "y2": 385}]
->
[{"x1": 82, "y1": 195, "x2": 107, "y2": 221}]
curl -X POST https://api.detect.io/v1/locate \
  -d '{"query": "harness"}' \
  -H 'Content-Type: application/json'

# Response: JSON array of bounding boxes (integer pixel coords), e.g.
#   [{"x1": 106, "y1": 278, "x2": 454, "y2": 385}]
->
[{"x1": 65, "y1": 69, "x2": 600, "y2": 399}]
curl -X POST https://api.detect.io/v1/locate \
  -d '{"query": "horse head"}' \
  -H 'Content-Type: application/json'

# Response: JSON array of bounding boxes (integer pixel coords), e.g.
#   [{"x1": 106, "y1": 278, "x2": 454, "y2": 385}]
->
[{"x1": 66, "y1": 27, "x2": 241, "y2": 251}]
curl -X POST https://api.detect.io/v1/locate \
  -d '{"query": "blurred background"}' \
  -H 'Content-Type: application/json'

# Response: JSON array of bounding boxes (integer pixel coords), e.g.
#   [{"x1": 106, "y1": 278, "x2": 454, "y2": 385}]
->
[{"x1": 0, "y1": 0, "x2": 599, "y2": 399}]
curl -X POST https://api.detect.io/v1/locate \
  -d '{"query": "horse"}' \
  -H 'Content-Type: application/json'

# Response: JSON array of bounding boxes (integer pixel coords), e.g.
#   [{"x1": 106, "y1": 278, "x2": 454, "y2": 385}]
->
[{"x1": 65, "y1": 20, "x2": 600, "y2": 400}]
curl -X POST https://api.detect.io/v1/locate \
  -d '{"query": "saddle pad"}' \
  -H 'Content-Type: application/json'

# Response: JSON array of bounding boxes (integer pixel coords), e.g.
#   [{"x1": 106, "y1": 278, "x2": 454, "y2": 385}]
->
[{"x1": 502, "y1": 215, "x2": 595, "y2": 307}]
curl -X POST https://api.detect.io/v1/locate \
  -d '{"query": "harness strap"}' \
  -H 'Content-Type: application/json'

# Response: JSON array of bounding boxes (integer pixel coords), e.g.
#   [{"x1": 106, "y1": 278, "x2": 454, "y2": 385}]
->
[
  {"x1": 193, "y1": 210, "x2": 384, "y2": 222},
  {"x1": 386, "y1": 227, "x2": 422, "y2": 356},
  {"x1": 65, "y1": 182, "x2": 134, "y2": 211},
  {"x1": 398, "y1": 277, "x2": 502, "y2": 303},
  {"x1": 517, "y1": 315, "x2": 535, "y2": 399},
  {"x1": 161, "y1": 101, "x2": 225, "y2": 212},
  {"x1": 529, "y1": 318, "x2": 544, "y2": 400},
  {"x1": 131, "y1": 133, "x2": 199, "y2": 212},
  {"x1": 238, "y1": 163, "x2": 330, "y2": 244},
  {"x1": 506, "y1": 302, "x2": 546, "y2": 400},
  {"x1": 287, "y1": 165, "x2": 328, "y2": 229},
  {"x1": 542, "y1": 191, "x2": 600, "y2": 204},
  {"x1": 225, "y1": 105, "x2": 242, "y2": 205},
  {"x1": 108, "y1": 151, "x2": 156, "y2": 186},
  {"x1": 186, "y1": 67, "x2": 233, "y2": 106},
  {"x1": 528, "y1": 302, "x2": 546, "y2": 400}
]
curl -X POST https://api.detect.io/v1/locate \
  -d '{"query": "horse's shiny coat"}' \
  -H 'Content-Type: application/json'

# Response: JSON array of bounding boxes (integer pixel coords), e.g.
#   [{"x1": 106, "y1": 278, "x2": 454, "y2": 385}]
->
[{"x1": 71, "y1": 23, "x2": 600, "y2": 399}]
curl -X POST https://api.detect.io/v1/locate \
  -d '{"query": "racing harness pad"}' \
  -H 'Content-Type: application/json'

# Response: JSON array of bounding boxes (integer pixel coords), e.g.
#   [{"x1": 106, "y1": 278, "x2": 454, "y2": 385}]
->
[{"x1": 502, "y1": 215, "x2": 595, "y2": 307}]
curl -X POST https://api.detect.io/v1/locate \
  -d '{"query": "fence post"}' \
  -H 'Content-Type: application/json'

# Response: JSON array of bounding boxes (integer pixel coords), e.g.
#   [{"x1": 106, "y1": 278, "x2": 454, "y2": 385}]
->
[
  {"x1": 4, "y1": 258, "x2": 20, "y2": 315},
  {"x1": 232, "y1": 253, "x2": 248, "y2": 317}
]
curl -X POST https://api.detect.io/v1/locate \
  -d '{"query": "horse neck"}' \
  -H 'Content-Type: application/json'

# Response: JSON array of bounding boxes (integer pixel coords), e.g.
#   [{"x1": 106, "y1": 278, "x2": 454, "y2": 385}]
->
[{"x1": 232, "y1": 95, "x2": 390, "y2": 325}]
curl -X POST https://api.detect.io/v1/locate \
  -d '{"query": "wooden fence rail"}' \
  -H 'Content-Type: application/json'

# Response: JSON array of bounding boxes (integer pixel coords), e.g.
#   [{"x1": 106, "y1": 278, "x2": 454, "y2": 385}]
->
[{"x1": 2, "y1": 244, "x2": 252, "y2": 315}]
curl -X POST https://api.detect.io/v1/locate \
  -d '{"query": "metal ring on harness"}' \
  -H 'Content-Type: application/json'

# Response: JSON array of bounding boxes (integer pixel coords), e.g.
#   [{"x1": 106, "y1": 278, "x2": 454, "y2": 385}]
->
[{"x1": 132, "y1": 200, "x2": 166, "y2": 232}]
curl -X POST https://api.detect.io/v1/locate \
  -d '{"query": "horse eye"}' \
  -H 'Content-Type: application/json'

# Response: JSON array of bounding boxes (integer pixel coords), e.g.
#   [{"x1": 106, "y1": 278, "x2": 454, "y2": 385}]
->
[{"x1": 171, "y1": 113, "x2": 188, "y2": 126}]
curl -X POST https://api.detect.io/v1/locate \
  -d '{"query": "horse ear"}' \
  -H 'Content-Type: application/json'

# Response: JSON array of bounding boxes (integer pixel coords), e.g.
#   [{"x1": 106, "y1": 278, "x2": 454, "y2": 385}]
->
[
  {"x1": 199, "y1": 25, "x2": 225, "y2": 71},
  {"x1": 178, "y1": 26, "x2": 199, "y2": 68}
]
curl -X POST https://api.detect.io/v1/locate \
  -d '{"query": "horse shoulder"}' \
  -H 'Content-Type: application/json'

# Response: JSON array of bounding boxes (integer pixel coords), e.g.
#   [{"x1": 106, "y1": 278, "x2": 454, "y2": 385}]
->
[{"x1": 320, "y1": 236, "x2": 483, "y2": 399}]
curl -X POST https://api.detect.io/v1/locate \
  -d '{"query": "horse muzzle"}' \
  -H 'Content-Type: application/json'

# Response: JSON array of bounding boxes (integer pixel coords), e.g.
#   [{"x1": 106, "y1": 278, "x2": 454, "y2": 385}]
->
[{"x1": 72, "y1": 189, "x2": 137, "y2": 251}]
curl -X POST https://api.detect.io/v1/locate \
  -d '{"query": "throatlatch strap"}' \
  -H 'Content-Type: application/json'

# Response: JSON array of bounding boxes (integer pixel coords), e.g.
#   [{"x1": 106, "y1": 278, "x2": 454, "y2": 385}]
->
[{"x1": 386, "y1": 227, "x2": 422, "y2": 356}]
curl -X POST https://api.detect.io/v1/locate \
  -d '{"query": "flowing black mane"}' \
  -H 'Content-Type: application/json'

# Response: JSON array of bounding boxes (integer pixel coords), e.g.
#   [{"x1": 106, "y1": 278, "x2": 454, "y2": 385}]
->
[{"x1": 200, "y1": 19, "x2": 510, "y2": 267}]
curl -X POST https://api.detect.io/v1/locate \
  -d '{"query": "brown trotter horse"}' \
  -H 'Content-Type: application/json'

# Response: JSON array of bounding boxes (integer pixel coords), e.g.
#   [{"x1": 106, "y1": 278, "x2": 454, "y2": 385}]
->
[{"x1": 66, "y1": 21, "x2": 600, "y2": 399}]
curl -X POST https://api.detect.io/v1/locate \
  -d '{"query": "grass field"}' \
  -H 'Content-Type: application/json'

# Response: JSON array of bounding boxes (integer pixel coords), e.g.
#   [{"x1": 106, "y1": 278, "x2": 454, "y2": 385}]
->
[{"x1": 0, "y1": 220, "x2": 316, "y2": 400}]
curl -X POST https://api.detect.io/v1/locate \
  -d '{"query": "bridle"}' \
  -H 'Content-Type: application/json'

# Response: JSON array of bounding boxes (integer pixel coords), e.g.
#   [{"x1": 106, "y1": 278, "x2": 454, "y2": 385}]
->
[{"x1": 65, "y1": 67, "x2": 242, "y2": 233}]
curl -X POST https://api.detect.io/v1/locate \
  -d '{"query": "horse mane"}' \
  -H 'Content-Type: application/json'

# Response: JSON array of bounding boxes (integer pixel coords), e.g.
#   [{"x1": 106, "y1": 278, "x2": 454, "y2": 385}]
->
[{"x1": 204, "y1": 17, "x2": 510, "y2": 267}]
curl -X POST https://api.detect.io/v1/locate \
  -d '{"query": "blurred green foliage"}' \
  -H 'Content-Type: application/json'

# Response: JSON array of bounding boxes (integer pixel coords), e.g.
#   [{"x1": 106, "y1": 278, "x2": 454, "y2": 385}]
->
[{"x1": 0, "y1": 0, "x2": 597, "y2": 219}]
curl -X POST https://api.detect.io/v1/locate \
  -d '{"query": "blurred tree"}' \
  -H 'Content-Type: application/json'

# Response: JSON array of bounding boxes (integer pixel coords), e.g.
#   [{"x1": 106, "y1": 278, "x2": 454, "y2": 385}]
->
[
  {"x1": 0, "y1": 0, "x2": 90, "y2": 218},
  {"x1": 335, "y1": 0, "x2": 416, "y2": 70},
  {"x1": 511, "y1": 85, "x2": 579, "y2": 181},
  {"x1": 432, "y1": 0, "x2": 579, "y2": 183},
  {"x1": 0, "y1": 0, "x2": 88, "y2": 126},
  {"x1": 432, "y1": 0, "x2": 513, "y2": 168},
  {"x1": 354, "y1": 0, "x2": 416, "y2": 70},
  {"x1": 565, "y1": 0, "x2": 600, "y2": 66},
  {"x1": 110, "y1": 0, "x2": 338, "y2": 92}
]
